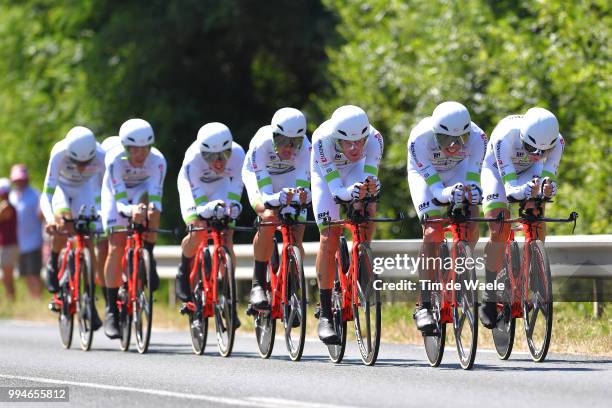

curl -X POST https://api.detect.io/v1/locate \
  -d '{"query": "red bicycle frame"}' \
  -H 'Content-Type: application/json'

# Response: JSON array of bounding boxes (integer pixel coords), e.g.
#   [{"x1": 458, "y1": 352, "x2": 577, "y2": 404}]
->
[
  {"x1": 118, "y1": 226, "x2": 146, "y2": 316},
  {"x1": 52, "y1": 234, "x2": 86, "y2": 314}
]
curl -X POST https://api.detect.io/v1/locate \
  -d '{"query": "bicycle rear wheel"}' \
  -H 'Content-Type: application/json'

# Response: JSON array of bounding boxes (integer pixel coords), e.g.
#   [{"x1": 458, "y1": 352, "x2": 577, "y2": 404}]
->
[
  {"x1": 353, "y1": 243, "x2": 381, "y2": 366},
  {"x1": 452, "y1": 241, "x2": 478, "y2": 370},
  {"x1": 283, "y1": 245, "x2": 307, "y2": 361},
  {"x1": 58, "y1": 249, "x2": 74, "y2": 349},
  {"x1": 215, "y1": 246, "x2": 236, "y2": 357},
  {"x1": 190, "y1": 254, "x2": 207, "y2": 355},
  {"x1": 254, "y1": 263, "x2": 275, "y2": 358},
  {"x1": 524, "y1": 240, "x2": 553, "y2": 362},
  {"x1": 423, "y1": 243, "x2": 447, "y2": 367},
  {"x1": 134, "y1": 249, "x2": 153, "y2": 354},
  {"x1": 493, "y1": 241, "x2": 519, "y2": 360},
  {"x1": 327, "y1": 237, "x2": 348, "y2": 363},
  {"x1": 77, "y1": 248, "x2": 95, "y2": 351}
]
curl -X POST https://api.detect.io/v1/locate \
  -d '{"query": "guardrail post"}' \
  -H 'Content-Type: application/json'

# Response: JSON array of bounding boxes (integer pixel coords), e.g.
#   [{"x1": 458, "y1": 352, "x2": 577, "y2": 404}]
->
[{"x1": 593, "y1": 278, "x2": 603, "y2": 319}]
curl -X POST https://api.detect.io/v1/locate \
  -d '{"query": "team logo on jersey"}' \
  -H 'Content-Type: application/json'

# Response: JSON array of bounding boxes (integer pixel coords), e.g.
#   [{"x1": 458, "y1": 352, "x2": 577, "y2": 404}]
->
[
  {"x1": 418, "y1": 202, "x2": 430, "y2": 211},
  {"x1": 433, "y1": 152, "x2": 440, "y2": 159},
  {"x1": 486, "y1": 193, "x2": 499, "y2": 201},
  {"x1": 317, "y1": 141, "x2": 327, "y2": 163}
]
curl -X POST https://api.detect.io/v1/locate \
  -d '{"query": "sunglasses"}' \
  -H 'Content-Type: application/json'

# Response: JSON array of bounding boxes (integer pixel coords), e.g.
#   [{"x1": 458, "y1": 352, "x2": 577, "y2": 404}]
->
[
  {"x1": 336, "y1": 135, "x2": 369, "y2": 152},
  {"x1": 70, "y1": 157, "x2": 94, "y2": 166},
  {"x1": 522, "y1": 140, "x2": 554, "y2": 156},
  {"x1": 434, "y1": 132, "x2": 469, "y2": 149},
  {"x1": 273, "y1": 133, "x2": 304, "y2": 149},
  {"x1": 201, "y1": 149, "x2": 232, "y2": 163}
]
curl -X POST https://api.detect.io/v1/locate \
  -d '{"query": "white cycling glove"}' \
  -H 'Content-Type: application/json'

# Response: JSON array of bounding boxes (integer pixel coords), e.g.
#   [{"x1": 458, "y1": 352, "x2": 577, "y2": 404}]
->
[
  {"x1": 228, "y1": 201, "x2": 242, "y2": 219},
  {"x1": 440, "y1": 183, "x2": 464, "y2": 204},
  {"x1": 297, "y1": 187, "x2": 312, "y2": 204},
  {"x1": 279, "y1": 187, "x2": 293, "y2": 206},
  {"x1": 117, "y1": 202, "x2": 133, "y2": 218},
  {"x1": 508, "y1": 180, "x2": 537, "y2": 201},
  {"x1": 370, "y1": 176, "x2": 381, "y2": 196},
  {"x1": 540, "y1": 177, "x2": 557, "y2": 198},
  {"x1": 347, "y1": 182, "x2": 364, "y2": 200},
  {"x1": 197, "y1": 200, "x2": 225, "y2": 219},
  {"x1": 466, "y1": 184, "x2": 482, "y2": 205}
]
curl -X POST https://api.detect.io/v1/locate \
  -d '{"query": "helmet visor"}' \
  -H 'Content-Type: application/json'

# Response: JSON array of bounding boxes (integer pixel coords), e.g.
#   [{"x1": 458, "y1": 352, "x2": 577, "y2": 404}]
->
[
  {"x1": 273, "y1": 133, "x2": 304, "y2": 150},
  {"x1": 201, "y1": 149, "x2": 232, "y2": 163},
  {"x1": 434, "y1": 132, "x2": 469, "y2": 149},
  {"x1": 335, "y1": 134, "x2": 369, "y2": 152},
  {"x1": 522, "y1": 140, "x2": 554, "y2": 157},
  {"x1": 70, "y1": 156, "x2": 94, "y2": 166}
]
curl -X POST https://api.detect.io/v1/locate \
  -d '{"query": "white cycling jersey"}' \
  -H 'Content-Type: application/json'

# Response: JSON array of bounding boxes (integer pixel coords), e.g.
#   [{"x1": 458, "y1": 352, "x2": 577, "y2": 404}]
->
[
  {"x1": 242, "y1": 125, "x2": 311, "y2": 212},
  {"x1": 310, "y1": 119, "x2": 383, "y2": 228},
  {"x1": 177, "y1": 140, "x2": 245, "y2": 223},
  {"x1": 481, "y1": 114, "x2": 564, "y2": 213},
  {"x1": 40, "y1": 138, "x2": 106, "y2": 224},
  {"x1": 407, "y1": 116, "x2": 487, "y2": 218},
  {"x1": 100, "y1": 146, "x2": 166, "y2": 232}
]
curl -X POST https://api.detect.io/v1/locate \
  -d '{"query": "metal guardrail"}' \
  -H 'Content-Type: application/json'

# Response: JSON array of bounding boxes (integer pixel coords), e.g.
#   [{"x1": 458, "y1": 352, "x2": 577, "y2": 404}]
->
[{"x1": 156, "y1": 235, "x2": 611, "y2": 316}]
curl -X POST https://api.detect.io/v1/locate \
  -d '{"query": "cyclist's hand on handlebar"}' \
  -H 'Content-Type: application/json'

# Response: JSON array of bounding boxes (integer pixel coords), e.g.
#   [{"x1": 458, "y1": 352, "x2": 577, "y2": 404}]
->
[
  {"x1": 466, "y1": 184, "x2": 482, "y2": 205},
  {"x1": 279, "y1": 188, "x2": 294, "y2": 206},
  {"x1": 228, "y1": 201, "x2": 242, "y2": 220},
  {"x1": 45, "y1": 222, "x2": 59, "y2": 235},
  {"x1": 442, "y1": 183, "x2": 464, "y2": 204},
  {"x1": 132, "y1": 203, "x2": 147, "y2": 224},
  {"x1": 541, "y1": 177, "x2": 557, "y2": 199},
  {"x1": 197, "y1": 200, "x2": 226, "y2": 219},
  {"x1": 365, "y1": 176, "x2": 381, "y2": 196},
  {"x1": 296, "y1": 187, "x2": 311, "y2": 205},
  {"x1": 347, "y1": 182, "x2": 366, "y2": 200}
]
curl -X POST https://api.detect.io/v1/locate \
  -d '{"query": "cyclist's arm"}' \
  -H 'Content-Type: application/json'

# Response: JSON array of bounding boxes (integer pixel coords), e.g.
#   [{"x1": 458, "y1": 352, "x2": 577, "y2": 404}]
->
[
  {"x1": 93, "y1": 146, "x2": 106, "y2": 213},
  {"x1": 363, "y1": 128, "x2": 383, "y2": 179},
  {"x1": 494, "y1": 136, "x2": 526, "y2": 199},
  {"x1": 106, "y1": 152, "x2": 131, "y2": 215},
  {"x1": 541, "y1": 134, "x2": 564, "y2": 182},
  {"x1": 252, "y1": 137, "x2": 279, "y2": 205},
  {"x1": 226, "y1": 142, "x2": 245, "y2": 205},
  {"x1": 40, "y1": 145, "x2": 62, "y2": 224},
  {"x1": 180, "y1": 145, "x2": 208, "y2": 208},
  {"x1": 314, "y1": 136, "x2": 353, "y2": 201},
  {"x1": 147, "y1": 149, "x2": 166, "y2": 211},
  {"x1": 465, "y1": 125, "x2": 488, "y2": 188},
  {"x1": 294, "y1": 137, "x2": 311, "y2": 191},
  {"x1": 407, "y1": 132, "x2": 449, "y2": 203}
]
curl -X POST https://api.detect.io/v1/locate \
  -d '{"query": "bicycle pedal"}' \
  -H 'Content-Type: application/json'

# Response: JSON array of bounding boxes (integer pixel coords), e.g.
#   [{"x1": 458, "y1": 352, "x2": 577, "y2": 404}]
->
[
  {"x1": 48, "y1": 301, "x2": 60, "y2": 313},
  {"x1": 314, "y1": 306, "x2": 321, "y2": 319},
  {"x1": 245, "y1": 304, "x2": 257, "y2": 317},
  {"x1": 180, "y1": 302, "x2": 196, "y2": 315}
]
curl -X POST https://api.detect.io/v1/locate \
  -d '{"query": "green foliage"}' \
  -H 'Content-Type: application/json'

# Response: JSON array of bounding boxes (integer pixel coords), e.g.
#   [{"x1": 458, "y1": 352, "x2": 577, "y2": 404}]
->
[{"x1": 319, "y1": 0, "x2": 611, "y2": 237}]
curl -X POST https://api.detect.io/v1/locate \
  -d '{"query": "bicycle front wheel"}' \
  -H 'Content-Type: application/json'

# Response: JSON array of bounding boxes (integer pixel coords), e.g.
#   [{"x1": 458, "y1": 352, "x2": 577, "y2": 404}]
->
[
  {"x1": 353, "y1": 243, "x2": 381, "y2": 366},
  {"x1": 493, "y1": 241, "x2": 519, "y2": 360},
  {"x1": 327, "y1": 237, "x2": 348, "y2": 363},
  {"x1": 524, "y1": 240, "x2": 553, "y2": 362},
  {"x1": 423, "y1": 242, "x2": 447, "y2": 367},
  {"x1": 77, "y1": 247, "x2": 95, "y2": 351},
  {"x1": 58, "y1": 248, "x2": 74, "y2": 349},
  {"x1": 255, "y1": 263, "x2": 275, "y2": 358},
  {"x1": 190, "y1": 254, "x2": 207, "y2": 355},
  {"x1": 134, "y1": 249, "x2": 153, "y2": 354},
  {"x1": 452, "y1": 241, "x2": 478, "y2": 370},
  {"x1": 283, "y1": 245, "x2": 307, "y2": 361},
  {"x1": 215, "y1": 246, "x2": 236, "y2": 357}
]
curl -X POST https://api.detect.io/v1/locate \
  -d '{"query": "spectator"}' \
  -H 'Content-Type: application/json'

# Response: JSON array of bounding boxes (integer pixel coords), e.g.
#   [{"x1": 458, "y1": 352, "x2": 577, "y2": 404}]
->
[
  {"x1": 9, "y1": 164, "x2": 43, "y2": 298},
  {"x1": 0, "y1": 178, "x2": 18, "y2": 301}
]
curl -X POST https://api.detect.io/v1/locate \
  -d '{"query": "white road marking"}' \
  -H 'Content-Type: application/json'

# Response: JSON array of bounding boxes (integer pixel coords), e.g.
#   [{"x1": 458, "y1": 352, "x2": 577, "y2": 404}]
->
[{"x1": 0, "y1": 374, "x2": 358, "y2": 408}]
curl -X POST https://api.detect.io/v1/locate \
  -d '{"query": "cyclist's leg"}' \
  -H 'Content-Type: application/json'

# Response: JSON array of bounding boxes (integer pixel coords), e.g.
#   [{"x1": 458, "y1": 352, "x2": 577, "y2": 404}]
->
[
  {"x1": 312, "y1": 166, "x2": 342, "y2": 342},
  {"x1": 292, "y1": 223, "x2": 306, "y2": 260},
  {"x1": 481, "y1": 165, "x2": 511, "y2": 327},
  {"x1": 408, "y1": 170, "x2": 443, "y2": 331},
  {"x1": 46, "y1": 186, "x2": 71, "y2": 293}
]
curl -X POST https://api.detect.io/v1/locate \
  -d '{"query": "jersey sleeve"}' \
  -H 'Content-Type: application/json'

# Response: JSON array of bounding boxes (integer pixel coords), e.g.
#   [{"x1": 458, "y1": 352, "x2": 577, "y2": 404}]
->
[
  {"x1": 314, "y1": 136, "x2": 352, "y2": 201},
  {"x1": 251, "y1": 134, "x2": 276, "y2": 201},
  {"x1": 93, "y1": 147, "x2": 106, "y2": 213},
  {"x1": 294, "y1": 138, "x2": 311, "y2": 189},
  {"x1": 364, "y1": 128, "x2": 383, "y2": 178},
  {"x1": 494, "y1": 135, "x2": 523, "y2": 198},
  {"x1": 540, "y1": 135, "x2": 564, "y2": 181},
  {"x1": 407, "y1": 131, "x2": 449, "y2": 203},
  {"x1": 147, "y1": 150, "x2": 166, "y2": 211},
  {"x1": 40, "y1": 145, "x2": 63, "y2": 223},
  {"x1": 465, "y1": 124, "x2": 488, "y2": 188},
  {"x1": 227, "y1": 143, "x2": 245, "y2": 204},
  {"x1": 106, "y1": 153, "x2": 130, "y2": 209}
]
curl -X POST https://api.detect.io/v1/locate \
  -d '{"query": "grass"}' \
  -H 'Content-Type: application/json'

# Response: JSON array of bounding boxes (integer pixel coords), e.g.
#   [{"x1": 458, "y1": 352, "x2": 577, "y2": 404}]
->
[{"x1": 2, "y1": 278, "x2": 610, "y2": 357}]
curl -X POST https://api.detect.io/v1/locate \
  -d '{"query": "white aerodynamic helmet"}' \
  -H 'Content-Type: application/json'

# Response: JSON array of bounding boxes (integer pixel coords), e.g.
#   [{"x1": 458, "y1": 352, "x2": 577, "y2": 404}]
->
[
  {"x1": 431, "y1": 101, "x2": 471, "y2": 137},
  {"x1": 66, "y1": 126, "x2": 97, "y2": 163},
  {"x1": 331, "y1": 105, "x2": 370, "y2": 141},
  {"x1": 271, "y1": 108, "x2": 307, "y2": 137},
  {"x1": 520, "y1": 107, "x2": 559, "y2": 150},
  {"x1": 197, "y1": 122, "x2": 233, "y2": 153},
  {"x1": 100, "y1": 136, "x2": 121, "y2": 152},
  {"x1": 119, "y1": 118, "x2": 154, "y2": 147}
]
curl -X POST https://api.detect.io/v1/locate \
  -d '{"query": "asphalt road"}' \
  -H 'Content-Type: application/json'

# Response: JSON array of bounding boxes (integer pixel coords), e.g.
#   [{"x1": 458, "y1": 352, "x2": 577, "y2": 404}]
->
[{"x1": 0, "y1": 320, "x2": 609, "y2": 408}]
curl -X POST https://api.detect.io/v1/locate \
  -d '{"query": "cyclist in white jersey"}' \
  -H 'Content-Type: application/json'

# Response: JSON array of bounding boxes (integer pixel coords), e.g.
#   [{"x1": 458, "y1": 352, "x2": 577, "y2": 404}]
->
[
  {"x1": 311, "y1": 105, "x2": 383, "y2": 344},
  {"x1": 406, "y1": 101, "x2": 487, "y2": 333},
  {"x1": 100, "y1": 118, "x2": 167, "y2": 339},
  {"x1": 242, "y1": 108, "x2": 311, "y2": 308},
  {"x1": 175, "y1": 122, "x2": 245, "y2": 306},
  {"x1": 41, "y1": 126, "x2": 106, "y2": 330},
  {"x1": 479, "y1": 107, "x2": 563, "y2": 328}
]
